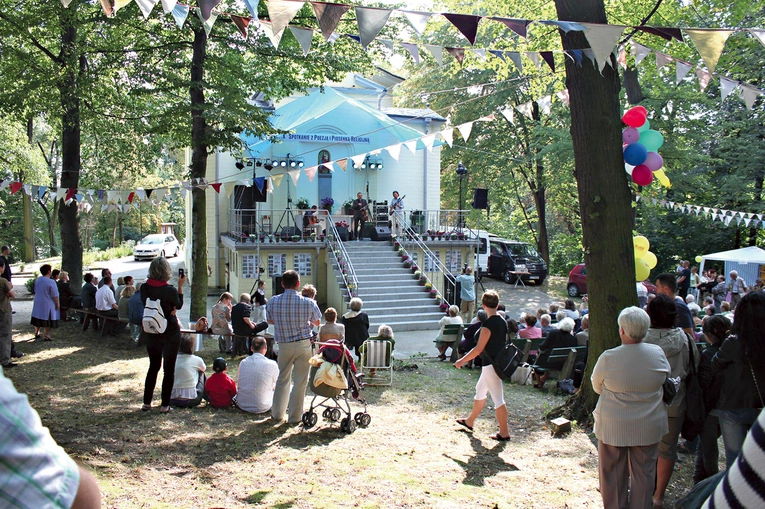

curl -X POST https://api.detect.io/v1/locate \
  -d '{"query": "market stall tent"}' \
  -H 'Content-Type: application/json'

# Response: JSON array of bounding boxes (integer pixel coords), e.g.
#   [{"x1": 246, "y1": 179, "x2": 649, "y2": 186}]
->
[{"x1": 700, "y1": 246, "x2": 765, "y2": 286}]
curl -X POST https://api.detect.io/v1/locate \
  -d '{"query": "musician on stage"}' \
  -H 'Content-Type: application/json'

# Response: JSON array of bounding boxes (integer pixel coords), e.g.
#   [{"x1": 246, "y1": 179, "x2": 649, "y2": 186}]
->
[
  {"x1": 390, "y1": 191, "x2": 405, "y2": 236},
  {"x1": 351, "y1": 192, "x2": 368, "y2": 241}
]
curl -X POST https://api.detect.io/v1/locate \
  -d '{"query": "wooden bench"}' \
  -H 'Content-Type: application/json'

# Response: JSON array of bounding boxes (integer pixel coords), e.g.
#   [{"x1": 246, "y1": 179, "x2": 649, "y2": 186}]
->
[
  {"x1": 435, "y1": 323, "x2": 464, "y2": 362},
  {"x1": 180, "y1": 328, "x2": 275, "y2": 357},
  {"x1": 510, "y1": 338, "x2": 531, "y2": 363},
  {"x1": 532, "y1": 346, "x2": 588, "y2": 381},
  {"x1": 77, "y1": 309, "x2": 129, "y2": 337}
]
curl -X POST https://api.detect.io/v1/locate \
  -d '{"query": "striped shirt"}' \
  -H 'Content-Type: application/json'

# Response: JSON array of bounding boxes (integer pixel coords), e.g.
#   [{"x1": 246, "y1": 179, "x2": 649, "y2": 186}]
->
[
  {"x1": 703, "y1": 408, "x2": 765, "y2": 509},
  {"x1": 0, "y1": 370, "x2": 80, "y2": 508},
  {"x1": 266, "y1": 289, "x2": 321, "y2": 343}
]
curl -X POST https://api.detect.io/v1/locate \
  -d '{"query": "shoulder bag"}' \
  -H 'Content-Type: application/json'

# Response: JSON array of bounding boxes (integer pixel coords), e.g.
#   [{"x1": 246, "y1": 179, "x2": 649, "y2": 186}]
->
[{"x1": 681, "y1": 333, "x2": 705, "y2": 441}]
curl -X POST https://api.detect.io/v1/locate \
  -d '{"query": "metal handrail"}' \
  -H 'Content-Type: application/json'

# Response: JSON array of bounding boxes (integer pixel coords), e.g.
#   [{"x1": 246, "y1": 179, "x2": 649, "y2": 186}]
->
[{"x1": 324, "y1": 213, "x2": 359, "y2": 299}]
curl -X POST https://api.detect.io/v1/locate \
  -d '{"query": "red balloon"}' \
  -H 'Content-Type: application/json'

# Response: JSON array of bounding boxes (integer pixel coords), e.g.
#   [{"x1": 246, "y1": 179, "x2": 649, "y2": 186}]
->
[
  {"x1": 633, "y1": 105, "x2": 648, "y2": 115},
  {"x1": 622, "y1": 108, "x2": 647, "y2": 128},
  {"x1": 632, "y1": 164, "x2": 653, "y2": 186}
]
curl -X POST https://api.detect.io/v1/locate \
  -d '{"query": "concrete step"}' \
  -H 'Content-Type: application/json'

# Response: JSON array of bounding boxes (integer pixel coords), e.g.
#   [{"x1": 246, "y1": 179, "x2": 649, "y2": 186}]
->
[
  {"x1": 369, "y1": 320, "x2": 441, "y2": 332},
  {"x1": 344, "y1": 290, "x2": 433, "y2": 302},
  {"x1": 362, "y1": 303, "x2": 441, "y2": 315},
  {"x1": 368, "y1": 310, "x2": 445, "y2": 322}
]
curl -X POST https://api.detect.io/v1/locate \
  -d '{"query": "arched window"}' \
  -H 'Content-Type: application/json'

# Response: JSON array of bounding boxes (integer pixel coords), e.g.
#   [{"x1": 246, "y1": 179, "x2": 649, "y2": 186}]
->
[{"x1": 318, "y1": 150, "x2": 331, "y2": 174}]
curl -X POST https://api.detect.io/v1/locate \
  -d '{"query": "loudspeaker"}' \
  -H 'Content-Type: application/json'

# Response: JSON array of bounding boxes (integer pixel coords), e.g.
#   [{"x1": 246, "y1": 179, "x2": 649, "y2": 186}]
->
[
  {"x1": 472, "y1": 188, "x2": 488, "y2": 209},
  {"x1": 370, "y1": 226, "x2": 391, "y2": 241},
  {"x1": 336, "y1": 227, "x2": 350, "y2": 241},
  {"x1": 252, "y1": 179, "x2": 268, "y2": 202}
]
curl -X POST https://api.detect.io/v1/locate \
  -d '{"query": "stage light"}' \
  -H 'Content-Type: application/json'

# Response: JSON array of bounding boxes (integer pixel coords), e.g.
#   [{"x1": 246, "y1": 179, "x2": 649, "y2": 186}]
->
[
  {"x1": 235, "y1": 160, "x2": 245, "y2": 170},
  {"x1": 246, "y1": 159, "x2": 253, "y2": 167},
  {"x1": 289, "y1": 160, "x2": 297, "y2": 168},
  {"x1": 280, "y1": 160, "x2": 287, "y2": 167},
  {"x1": 378, "y1": 161, "x2": 384, "y2": 170},
  {"x1": 264, "y1": 163, "x2": 273, "y2": 171},
  {"x1": 361, "y1": 161, "x2": 367, "y2": 169},
  {"x1": 298, "y1": 160, "x2": 304, "y2": 168},
  {"x1": 255, "y1": 160, "x2": 263, "y2": 167}
]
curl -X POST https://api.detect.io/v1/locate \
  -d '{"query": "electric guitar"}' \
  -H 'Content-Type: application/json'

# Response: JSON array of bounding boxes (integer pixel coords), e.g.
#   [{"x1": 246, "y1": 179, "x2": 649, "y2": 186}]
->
[{"x1": 389, "y1": 195, "x2": 406, "y2": 216}]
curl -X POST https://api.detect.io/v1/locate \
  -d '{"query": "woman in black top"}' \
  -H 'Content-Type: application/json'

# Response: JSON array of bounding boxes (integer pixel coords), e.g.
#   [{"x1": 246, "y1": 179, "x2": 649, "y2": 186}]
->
[
  {"x1": 455, "y1": 290, "x2": 510, "y2": 440},
  {"x1": 141, "y1": 257, "x2": 185, "y2": 413},
  {"x1": 341, "y1": 297, "x2": 369, "y2": 358}
]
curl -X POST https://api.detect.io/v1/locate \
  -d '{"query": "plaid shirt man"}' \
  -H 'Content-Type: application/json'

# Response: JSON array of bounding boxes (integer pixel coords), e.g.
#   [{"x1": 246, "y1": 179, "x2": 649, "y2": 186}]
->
[{"x1": 266, "y1": 289, "x2": 321, "y2": 343}]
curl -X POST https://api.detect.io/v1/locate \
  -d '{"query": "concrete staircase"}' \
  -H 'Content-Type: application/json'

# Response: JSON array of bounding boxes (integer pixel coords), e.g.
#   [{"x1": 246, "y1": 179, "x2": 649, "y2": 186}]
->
[{"x1": 337, "y1": 241, "x2": 444, "y2": 332}]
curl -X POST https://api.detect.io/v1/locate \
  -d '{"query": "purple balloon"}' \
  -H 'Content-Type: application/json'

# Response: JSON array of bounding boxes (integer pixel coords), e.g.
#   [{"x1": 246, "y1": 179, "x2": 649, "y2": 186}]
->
[
  {"x1": 622, "y1": 127, "x2": 640, "y2": 145},
  {"x1": 644, "y1": 151, "x2": 664, "y2": 171},
  {"x1": 623, "y1": 142, "x2": 648, "y2": 166}
]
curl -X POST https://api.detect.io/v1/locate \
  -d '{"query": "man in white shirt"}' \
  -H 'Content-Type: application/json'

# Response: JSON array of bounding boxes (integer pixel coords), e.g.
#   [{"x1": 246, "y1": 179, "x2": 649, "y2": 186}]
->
[
  {"x1": 685, "y1": 294, "x2": 701, "y2": 315},
  {"x1": 727, "y1": 270, "x2": 747, "y2": 310},
  {"x1": 236, "y1": 336, "x2": 279, "y2": 414},
  {"x1": 95, "y1": 276, "x2": 119, "y2": 335}
]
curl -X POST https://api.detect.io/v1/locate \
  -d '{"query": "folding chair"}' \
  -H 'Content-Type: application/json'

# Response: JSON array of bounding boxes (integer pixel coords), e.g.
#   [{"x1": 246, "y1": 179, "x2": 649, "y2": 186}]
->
[{"x1": 360, "y1": 340, "x2": 393, "y2": 386}]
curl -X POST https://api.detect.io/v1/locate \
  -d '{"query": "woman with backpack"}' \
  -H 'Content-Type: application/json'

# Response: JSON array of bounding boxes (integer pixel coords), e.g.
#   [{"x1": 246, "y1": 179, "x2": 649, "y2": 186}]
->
[{"x1": 141, "y1": 257, "x2": 186, "y2": 413}]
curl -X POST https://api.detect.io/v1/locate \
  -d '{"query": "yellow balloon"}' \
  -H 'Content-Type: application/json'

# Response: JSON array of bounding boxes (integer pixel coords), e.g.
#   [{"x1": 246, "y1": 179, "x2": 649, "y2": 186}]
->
[
  {"x1": 695, "y1": 255, "x2": 702, "y2": 263},
  {"x1": 643, "y1": 251, "x2": 658, "y2": 269},
  {"x1": 635, "y1": 258, "x2": 650, "y2": 281},
  {"x1": 633, "y1": 236, "x2": 650, "y2": 256}
]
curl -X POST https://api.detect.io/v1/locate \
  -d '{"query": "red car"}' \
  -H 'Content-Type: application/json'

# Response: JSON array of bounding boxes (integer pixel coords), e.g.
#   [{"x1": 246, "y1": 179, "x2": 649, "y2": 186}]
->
[{"x1": 567, "y1": 263, "x2": 656, "y2": 297}]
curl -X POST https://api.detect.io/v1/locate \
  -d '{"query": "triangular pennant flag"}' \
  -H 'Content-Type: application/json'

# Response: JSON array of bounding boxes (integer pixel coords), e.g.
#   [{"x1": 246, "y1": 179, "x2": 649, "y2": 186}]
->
[
  {"x1": 445, "y1": 47, "x2": 465, "y2": 65},
  {"x1": 210, "y1": 183, "x2": 222, "y2": 193},
  {"x1": 685, "y1": 29, "x2": 733, "y2": 75},
  {"x1": 0, "y1": 180, "x2": 9, "y2": 191},
  {"x1": 62, "y1": 0, "x2": 72, "y2": 6},
  {"x1": 345, "y1": 34, "x2": 361, "y2": 44},
  {"x1": 580, "y1": 23, "x2": 625, "y2": 72},
  {"x1": 526, "y1": 51, "x2": 540, "y2": 69},
  {"x1": 127, "y1": 191, "x2": 135, "y2": 203},
  {"x1": 440, "y1": 128, "x2": 454, "y2": 147},
  {"x1": 161, "y1": 0, "x2": 177, "y2": 13},
  {"x1": 489, "y1": 17, "x2": 530, "y2": 38},
  {"x1": 171, "y1": 3, "x2": 190, "y2": 29},
  {"x1": 457, "y1": 122, "x2": 473, "y2": 142},
  {"x1": 401, "y1": 42, "x2": 420, "y2": 64},
  {"x1": 655, "y1": 52, "x2": 672, "y2": 71},
  {"x1": 242, "y1": 0, "x2": 258, "y2": 19},
  {"x1": 135, "y1": 0, "x2": 159, "y2": 19},
  {"x1": 379, "y1": 39, "x2": 394, "y2": 51},
  {"x1": 500, "y1": 108, "x2": 514, "y2": 124},
  {"x1": 538, "y1": 95, "x2": 552, "y2": 115},
  {"x1": 197, "y1": 0, "x2": 221, "y2": 23},
  {"x1": 582, "y1": 49, "x2": 597, "y2": 67},
  {"x1": 350, "y1": 154, "x2": 366, "y2": 168},
  {"x1": 507, "y1": 52, "x2": 522, "y2": 73},
  {"x1": 720, "y1": 77, "x2": 738, "y2": 102},
  {"x1": 425, "y1": 45, "x2": 443, "y2": 65},
  {"x1": 55, "y1": 187, "x2": 66, "y2": 200},
  {"x1": 471, "y1": 49, "x2": 486, "y2": 61},
  {"x1": 145, "y1": 189, "x2": 153, "y2": 199},
  {"x1": 224, "y1": 182, "x2": 236, "y2": 197},
  {"x1": 477, "y1": 113, "x2": 495, "y2": 122},
  {"x1": 403, "y1": 139, "x2": 418, "y2": 154},
  {"x1": 266, "y1": 0, "x2": 304, "y2": 35},
  {"x1": 260, "y1": 20, "x2": 286, "y2": 49},
  {"x1": 289, "y1": 26, "x2": 314, "y2": 56},
  {"x1": 66, "y1": 188, "x2": 77, "y2": 201},
  {"x1": 556, "y1": 89, "x2": 570, "y2": 107},
  {"x1": 538, "y1": 20, "x2": 585, "y2": 32},
  {"x1": 22, "y1": 184, "x2": 31, "y2": 196},
  {"x1": 154, "y1": 188, "x2": 167, "y2": 202},
  {"x1": 634, "y1": 26, "x2": 683, "y2": 42},
  {"x1": 745, "y1": 218, "x2": 752, "y2": 227},
  {"x1": 540, "y1": 51, "x2": 555, "y2": 72},
  {"x1": 675, "y1": 60, "x2": 693, "y2": 84},
  {"x1": 32, "y1": 185, "x2": 41, "y2": 199},
  {"x1": 354, "y1": 6, "x2": 392, "y2": 48},
  {"x1": 442, "y1": 13, "x2": 481, "y2": 46},
  {"x1": 488, "y1": 50, "x2": 505, "y2": 61},
  {"x1": 632, "y1": 42, "x2": 651, "y2": 66},
  {"x1": 253, "y1": 177, "x2": 266, "y2": 193},
  {"x1": 312, "y1": 2, "x2": 350, "y2": 40},
  {"x1": 288, "y1": 169, "x2": 300, "y2": 186},
  {"x1": 304, "y1": 166, "x2": 317, "y2": 182},
  {"x1": 740, "y1": 84, "x2": 762, "y2": 110},
  {"x1": 617, "y1": 46, "x2": 627, "y2": 69},
  {"x1": 197, "y1": 8, "x2": 218, "y2": 36},
  {"x1": 421, "y1": 133, "x2": 437, "y2": 152},
  {"x1": 231, "y1": 16, "x2": 251, "y2": 39},
  {"x1": 336, "y1": 159, "x2": 347, "y2": 172},
  {"x1": 136, "y1": 189, "x2": 147, "y2": 201},
  {"x1": 9, "y1": 182, "x2": 22, "y2": 195},
  {"x1": 107, "y1": 190, "x2": 119, "y2": 203},
  {"x1": 386, "y1": 144, "x2": 402, "y2": 161},
  {"x1": 695, "y1": 69, "x2": 712, "y2": 92},
  {"x1": 401, "y1": 10, "x2": 431, "y2": 36},
  {"x1": 749, "y1": 29, "x2": 765, "y2": 48},
  {"x1": 516, "y1": 101, "x2": 534, "y2": 120}
]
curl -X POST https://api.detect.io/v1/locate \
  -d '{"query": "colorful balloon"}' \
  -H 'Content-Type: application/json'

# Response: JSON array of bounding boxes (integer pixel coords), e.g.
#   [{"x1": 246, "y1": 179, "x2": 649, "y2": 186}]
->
[
  {"x1": 644, "y1": 152, "x2": 664, "y2": 172},
  {"x1": 635, "y1": 257, "x2": 650, "y2": 281},
  {"x1": 639, "y1": 130, "x2": 664, "y2": 152},
  {"x1": 632, "y1": 164, "x2": 653, "y2": 186},
  {"x1": 695, "y1": 255, "x2": 702, "y2": 263},
  {"x1": 634, "y1": 236, "x2": 650, "y2": 256},
  {"x1": 623, "y1": 127, "x2": 640, "y2": 144},
  {"x1": 624, "y1": 143, "x2": 648, "y2": 166},
  {"x1": 625, "y1": 163, "x2": 635, "y2": 175},
  {"x1": 637, "y1": 119, "x2": 651, "y2": 133},
  {"x1": 633, "y1": 105, "x2": 648, "y2": 115},
  {"x1": 643, "y1": 251, "x2": 658, "y2": 269},
  {"x1": 622, "y1": 108, "x2": 647, "y2": 128}
]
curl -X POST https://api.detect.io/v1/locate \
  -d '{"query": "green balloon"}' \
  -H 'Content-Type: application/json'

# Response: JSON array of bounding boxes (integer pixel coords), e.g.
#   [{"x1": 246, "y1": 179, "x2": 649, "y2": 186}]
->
[
  {"x1": 637, "y1": 119, "x2": 651, "y2": 133},
  {"x1": 639, "y1": 130, "x2": 664, "y2": 151}
]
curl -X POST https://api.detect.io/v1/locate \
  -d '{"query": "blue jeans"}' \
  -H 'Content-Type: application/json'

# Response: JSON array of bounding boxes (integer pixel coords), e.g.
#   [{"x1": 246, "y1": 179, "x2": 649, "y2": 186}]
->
[{"x1": 717, "y1": 407, "x2": 761, "y2": 468}]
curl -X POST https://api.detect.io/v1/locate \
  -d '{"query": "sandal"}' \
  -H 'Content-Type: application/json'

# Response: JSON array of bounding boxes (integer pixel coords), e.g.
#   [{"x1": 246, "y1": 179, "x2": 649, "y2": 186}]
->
[
  {"x1": 43, "y1": 337, "x2": 53, "y2": 342},
  {"x1": 141, "y1": 404, "x2": 151, "y2": 412},
  {"x1": 456, "y1": 418, "x2": 473, "y2": 431},
  {"x1": 438, "y1": 353, "x2": 447, "y2": 361},
  {"x1": 159, "y1": 406, "x2": 172, "y2": 413},
  {"x1": 489, "y1": 433, "x2": 511, "y2": 441}
]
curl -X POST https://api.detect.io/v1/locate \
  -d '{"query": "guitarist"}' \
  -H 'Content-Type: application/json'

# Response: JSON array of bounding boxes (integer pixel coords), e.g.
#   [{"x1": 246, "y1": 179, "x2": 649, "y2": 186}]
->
[
  {"x1": 390, "y1": 190, "x2": 405, "y2": 236},
  {"x1": 351, "y1": 192, "x2": 368, "y2": 241}
]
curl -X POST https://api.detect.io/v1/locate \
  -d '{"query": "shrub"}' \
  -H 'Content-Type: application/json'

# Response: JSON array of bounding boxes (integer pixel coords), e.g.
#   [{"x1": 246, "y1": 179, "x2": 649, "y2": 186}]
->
[{"x1": 25, "y1": 273, "x2": 38, "y2": 294}]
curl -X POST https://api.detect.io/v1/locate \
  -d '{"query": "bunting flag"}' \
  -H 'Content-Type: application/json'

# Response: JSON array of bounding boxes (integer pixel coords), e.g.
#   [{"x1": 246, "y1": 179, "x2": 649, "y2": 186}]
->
[
  {"x1": 65, "y1": 188, "x2": 77, "y2": 202},
  {"x1": 350, "y1": 154, "x2": 366, "y2": 168},
  {"x1": 556, "y1": 89, "x2": 570, "y2": 107},
  {"x1": 231, "y1": 15, "x2": 252, "y2": 38},
  {"x1": 749, "y1": 29, "x2": 765, "y2": 48},
  {"x1": 55, "y1": 187, "x2": 66, "y2": 200},
  {"x1": 401, "y1": 42, "x2": 420, "y2": 64},
  {"x1": 421, "y1": 133, "x2": 436, "y2": 152},
  {"x1": 500, "y1": 107, "x2": 514, "y2": 124},
  {"x1": 135, "y1": 0, "x2": 159, "y2": 19},
  {"x1": 695, "y1": 69, "x2": 711, "y2": 92},
  {"x1": 581, "y1": 23, "x2": 625, "y2": 71},
  {"x1": 267, "y1": 0, "x2": 305, "y2": 36},
  {"x1": 355, "y1": 7, "x2": 392, "y2": 48},
  {"x1": 632, "y1": 42, "x2": 651, "y2": 66},
  {"x1": 442, "y1": 14, "x2": 481, "y2": 45},
  {"x1": 507, "y1": 51, "x2": 522, "y2": 73},
  {"x1": 312, "y1": 2, "x2": 350, "y2": 40},
  {"x1": 171, "y1": 3, "x2": 190, "y2": 29},
  {"x1": 336, "y1": 159, "x2": 347, "y2": 172},
  {"x1": 720, "y1": 77, "x2": 738, "y2": 101},
  {"x1": 655, "y1": 52, "x2": 672, "y2": 70},
  {"x1": 445, "y1": 47, "x2": 465, "y2": 65},
  {"x1": 424, "y1": 44, "x2": 443, "y2": 65},
  {"x1": 538, "y1": 95, "x2": 552, "y2": 115},
  {"x1": 224, "y1": 182, "x2": 236, "y2": 197},
  {"x1": 540, "y1": 51, "x2": 555, "y2": 72},
  {"x1": 9, "y1": 182, "x2": 22, "y2": 195},
  {"x1": 289, "y1": 26, "x2": 314, "y2": 56},
  {"x1": 635, "y1": 26, "x2": 683, "y2": 42},
  {"x1": 740, "y1": 84, "x2": 761, "y2": 110},
  {"x1": 197, "y1": 0, "x2": 222, "y2": 23},
  {"x1": 161, "y1": 0, "x2": 177, "y2": 13},
  {"x1": 516, "y1": 101, "x2": 534, "y2": 120},
  {"x1": 685, "y1": 29, "x2": 733, "y2": 75},
  {"x1": 403, "y1": 139, "x2": 418, "y2": 154},
  {"x1": 675, "y1": 60, "x2": 693, "y2": 84},
  {"x1": 62, "y1": 0, "x2": 72, "y2": 7},
  {"x1": 379, "y1": 39, "x2": 394, "y2": 51},
  {"x1": 488, "y1": 50, "x2": 505, "y2": 61},
  {"x1": 288, "y1": 169, "x2": 300, "y2": 186},
  {"x1": 440, "y1": 128, "x2": 454, "y2": 147},
  {"x1": 456, "y1": 122, "x2": 473, "y2": 142},
  {"x1": 242, "y1": 0, "x2": 258, "y2": 19},
  {"x1": 198, "y1": 9, "x2": 219, "y2": 37},
  {"x1": 260, "y1": 20, "x2": 286, "y2": 49},
  {"x1": 470, "y1": 49, "x2": 485, "y2": 62},
  {"x1": 386, "y1": 143, "x2": 401, "y2": 161},
  {"x1": 210, "y1": 183, "x2": 222, "y2": 193},
  {"x1": 490, "y1": 17, "x2": 530, "y2": 38},
  {"x1": 304, "y1": 166, "x2": 317, "y2": 182},
  {"x1": 401, "y1": 10, "x2": 431, "y2": 36}
]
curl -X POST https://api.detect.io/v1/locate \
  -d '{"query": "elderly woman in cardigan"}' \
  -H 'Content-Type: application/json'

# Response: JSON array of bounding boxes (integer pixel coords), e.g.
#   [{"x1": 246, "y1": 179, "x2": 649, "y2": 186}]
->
[{"x1": 591, "y1": 306, "x2": 670, "y2": 509}]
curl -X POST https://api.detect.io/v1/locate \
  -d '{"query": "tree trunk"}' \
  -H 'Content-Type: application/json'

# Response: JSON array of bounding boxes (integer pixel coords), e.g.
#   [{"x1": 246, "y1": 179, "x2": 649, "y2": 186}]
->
[
  {"x1": 189, "y1": 26, "x2": 209, "y2": 321},
  {"x1": 23, "y1": 120, "x2": 36, "y2": 262},
  {"x1": 58, "y1": 4, "x2": 83, "y2": 289},
  {"x1": 551, "y1": 0, "x2": 639, "y2": 422},
  {"x1": 531, "y1": 103, "x2": 550, "y2": 265}
]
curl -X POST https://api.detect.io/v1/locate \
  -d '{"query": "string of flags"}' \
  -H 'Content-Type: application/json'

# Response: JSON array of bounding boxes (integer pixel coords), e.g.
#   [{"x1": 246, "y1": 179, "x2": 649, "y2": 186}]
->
[
  {"x1": 636, "y1": 195, "x2": 765, "y2": 229},
  {"x1": 77, "y1": 0, "x2": 765, "y2": 85}
]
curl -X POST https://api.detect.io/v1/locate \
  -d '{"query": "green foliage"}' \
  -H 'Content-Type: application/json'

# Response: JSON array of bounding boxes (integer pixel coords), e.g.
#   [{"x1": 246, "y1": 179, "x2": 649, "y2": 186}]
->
[
  {"x1": 25, "y1": 273, "x2": 38, "y2": 294},
  {"x1": 82, "y1": 242, "x2": 135, "y2": 267}
]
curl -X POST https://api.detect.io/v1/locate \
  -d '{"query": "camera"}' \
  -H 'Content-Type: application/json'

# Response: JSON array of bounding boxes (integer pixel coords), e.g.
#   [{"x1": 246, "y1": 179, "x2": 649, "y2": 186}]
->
[{"x1": 179, "y1": 268, "x2": 185, "y2": 278}]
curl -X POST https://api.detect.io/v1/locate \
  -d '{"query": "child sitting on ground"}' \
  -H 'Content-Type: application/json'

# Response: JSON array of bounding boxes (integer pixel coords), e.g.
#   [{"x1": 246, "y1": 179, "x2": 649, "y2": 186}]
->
[{"x1": 205, "y1": 357, "x2": 237, "y2": 408}]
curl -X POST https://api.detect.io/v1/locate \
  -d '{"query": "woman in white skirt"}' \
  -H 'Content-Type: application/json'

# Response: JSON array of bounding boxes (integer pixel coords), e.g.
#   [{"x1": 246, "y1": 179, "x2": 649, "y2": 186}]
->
[{"x1": 454, "y1": 290, "x2": 510, "y2": 440}]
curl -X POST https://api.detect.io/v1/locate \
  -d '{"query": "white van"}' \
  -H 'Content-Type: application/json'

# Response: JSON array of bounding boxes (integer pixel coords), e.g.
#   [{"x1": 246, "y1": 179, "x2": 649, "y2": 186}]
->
[{"x1": 473, "y1": 230, "x2": 548, "y2": 285}]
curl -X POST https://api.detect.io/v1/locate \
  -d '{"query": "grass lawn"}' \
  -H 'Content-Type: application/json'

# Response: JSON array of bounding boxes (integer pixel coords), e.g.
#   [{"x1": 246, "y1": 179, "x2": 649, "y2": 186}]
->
[{"x1": 9, "y1": 322, "x2": 700, "y2": 508}]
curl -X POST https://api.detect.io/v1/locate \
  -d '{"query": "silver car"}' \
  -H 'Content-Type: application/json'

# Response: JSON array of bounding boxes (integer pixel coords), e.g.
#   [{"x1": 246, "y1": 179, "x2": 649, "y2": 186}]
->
[{"x1": 133, "y1": 234, "x2": 180, "y2": 261}]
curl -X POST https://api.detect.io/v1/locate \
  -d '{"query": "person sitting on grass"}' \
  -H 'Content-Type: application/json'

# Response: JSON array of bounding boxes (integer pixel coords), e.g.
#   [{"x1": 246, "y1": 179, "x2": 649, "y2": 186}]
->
[
  {"x1": 318, "y1": 307, "x2": 344, "y2": 343},
  {"x1": 435, "y1": 305, "x2": 463, "y2": 361},
  {"x1": 169, "y1": 334, "x2": 207, "y2": 408},
  {"x1": 205, "y1": 357, "x2": 237, "y2": 409},
  {"x1": 236, "y1": 336, "x2": 279, "y2": 415}
]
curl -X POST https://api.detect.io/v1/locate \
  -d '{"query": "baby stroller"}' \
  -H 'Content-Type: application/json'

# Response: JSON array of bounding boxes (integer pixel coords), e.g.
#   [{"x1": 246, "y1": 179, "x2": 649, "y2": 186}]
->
[{"x1": 301, "y1": 339, "x2": 371, "y2": 434}]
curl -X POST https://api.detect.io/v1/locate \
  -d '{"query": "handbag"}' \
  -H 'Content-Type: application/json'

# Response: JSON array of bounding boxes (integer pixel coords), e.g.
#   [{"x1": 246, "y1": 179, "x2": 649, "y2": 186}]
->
[
  {"x1": 663, "y1": 377, "x2": 678, "y2": 405},
  {"x1": 681, "y1": 334, "x2": 706, "y2": 441},
  {"x1": 481, "y1": 343, "x2": 523, "y2": 381}
]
